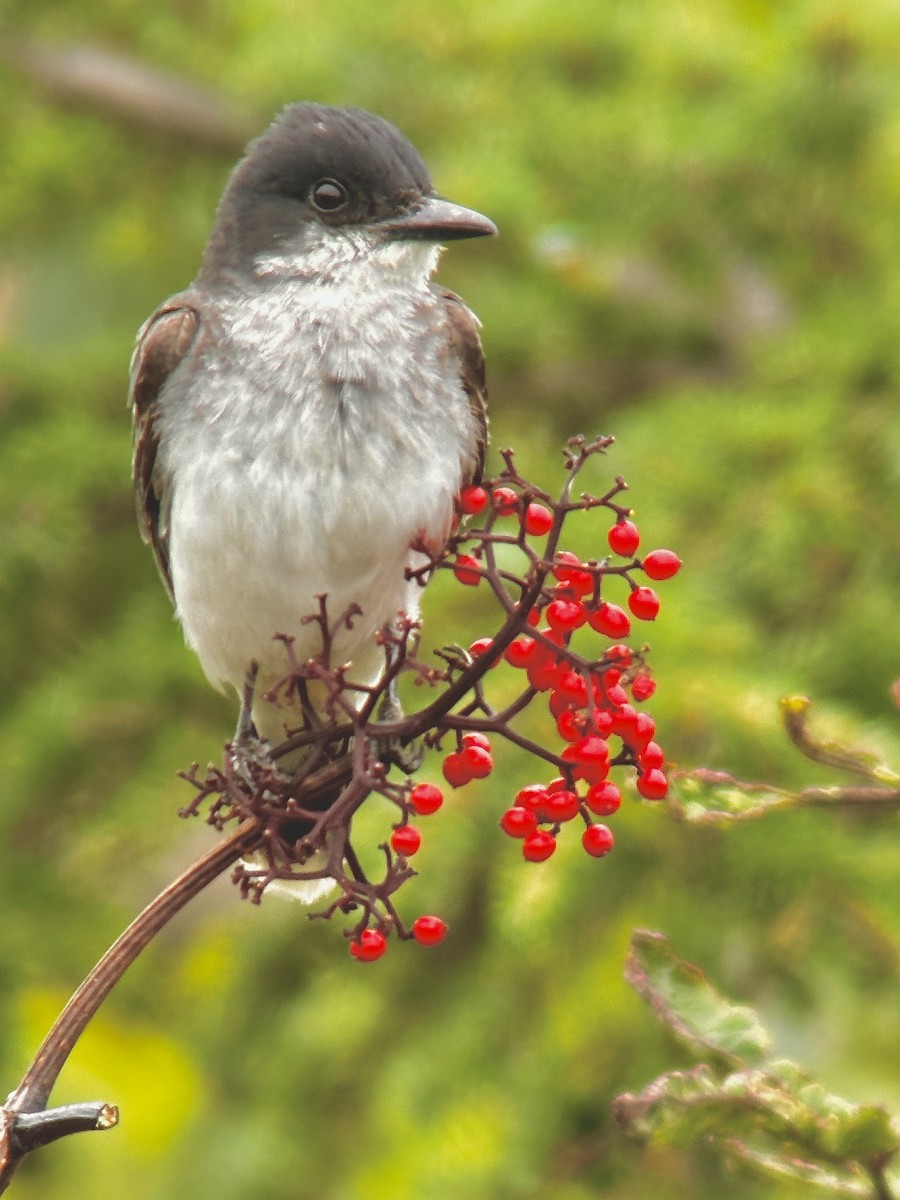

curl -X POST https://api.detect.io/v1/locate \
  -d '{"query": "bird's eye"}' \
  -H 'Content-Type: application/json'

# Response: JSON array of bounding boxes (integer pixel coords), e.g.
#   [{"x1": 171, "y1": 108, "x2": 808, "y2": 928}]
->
[{"x1": 310, "y1": 179, "x2": 349, "y2": 213}]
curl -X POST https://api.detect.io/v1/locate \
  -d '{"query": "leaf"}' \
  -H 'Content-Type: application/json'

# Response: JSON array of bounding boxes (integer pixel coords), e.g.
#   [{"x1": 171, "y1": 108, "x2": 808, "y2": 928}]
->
[
  {"x1": 615, "y1": 1064, "x2": 900, "y2": 1195},
  {"x1": 625, "y1": 930, "x2": 770, "y2": 1068},
  {"x1": 665, "y1": 770, "x2": 797, "y2": 824}
]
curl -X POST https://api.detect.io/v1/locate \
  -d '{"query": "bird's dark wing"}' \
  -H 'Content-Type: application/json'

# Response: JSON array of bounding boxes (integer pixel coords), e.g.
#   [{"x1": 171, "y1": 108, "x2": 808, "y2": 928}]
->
[
  {"x1": 129, "y1": 301, "x2": 201, "y2": 602},
  {"x1": 435, "y1": 286, "x2": 488, "y2": 485}
]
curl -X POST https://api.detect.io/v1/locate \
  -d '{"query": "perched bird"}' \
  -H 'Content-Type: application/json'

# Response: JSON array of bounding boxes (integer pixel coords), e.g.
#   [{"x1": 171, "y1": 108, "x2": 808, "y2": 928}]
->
[{"x1": 130, "y1": 103, "x2": 494, "y2": 784}]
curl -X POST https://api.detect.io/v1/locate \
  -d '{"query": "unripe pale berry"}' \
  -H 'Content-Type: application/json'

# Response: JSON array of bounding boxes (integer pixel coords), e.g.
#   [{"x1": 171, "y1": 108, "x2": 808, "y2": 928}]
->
[
  {"x1": 349, "y1": 930, "x2": 387, "y2": 962},
  {"x1": 412, "y1": 915, "x2": 448, "y2": 946}
]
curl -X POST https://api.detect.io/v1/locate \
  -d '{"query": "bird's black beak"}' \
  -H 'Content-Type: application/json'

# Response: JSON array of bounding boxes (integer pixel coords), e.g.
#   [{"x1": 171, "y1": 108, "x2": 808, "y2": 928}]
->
[{"x1": 378, "y1": 196, "x2": 498, "y2": 242}]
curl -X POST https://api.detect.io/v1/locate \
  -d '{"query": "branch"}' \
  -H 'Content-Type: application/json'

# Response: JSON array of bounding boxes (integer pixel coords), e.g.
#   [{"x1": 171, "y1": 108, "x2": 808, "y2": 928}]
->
[{"x1": 0, "y1": 818, "x2": 262, "y2": 1192}]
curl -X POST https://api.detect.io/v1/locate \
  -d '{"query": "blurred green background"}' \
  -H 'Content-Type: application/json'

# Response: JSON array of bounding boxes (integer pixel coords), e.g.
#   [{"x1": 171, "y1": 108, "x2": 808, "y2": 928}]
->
[{"x1": 2, "y1": 1, "x2": 899, "y2": 1197}]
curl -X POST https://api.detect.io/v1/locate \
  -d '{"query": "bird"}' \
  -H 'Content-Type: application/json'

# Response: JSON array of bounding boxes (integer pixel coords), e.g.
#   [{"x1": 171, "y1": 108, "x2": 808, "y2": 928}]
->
[{"x1": 129, "y1": 103, "x2": 495, "y2": 890}]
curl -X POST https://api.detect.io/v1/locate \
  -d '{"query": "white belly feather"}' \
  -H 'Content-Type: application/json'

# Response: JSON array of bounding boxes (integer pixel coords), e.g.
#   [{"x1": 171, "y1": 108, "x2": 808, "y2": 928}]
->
[{"x1": 159, "y1": 266, "x2": 474, "y2": 742}]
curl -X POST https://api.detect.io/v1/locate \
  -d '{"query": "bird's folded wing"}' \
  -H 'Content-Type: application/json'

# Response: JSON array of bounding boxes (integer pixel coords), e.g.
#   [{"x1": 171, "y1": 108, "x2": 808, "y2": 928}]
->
[
  {"x1": 436, "y1": 286, "x2": 488, "y2": 486},
  {"x1": 129, "y1": 301, "x2": 201, "y2": 601}
]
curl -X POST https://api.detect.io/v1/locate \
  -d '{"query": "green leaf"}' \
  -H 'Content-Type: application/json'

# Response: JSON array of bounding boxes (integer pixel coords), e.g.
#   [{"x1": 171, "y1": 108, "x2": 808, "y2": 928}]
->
[
  {"x1": 615, "y1": 1063, "x2": 900, "y2": 1195},
  {"x1": 665, "y1": 770, "x2": 797, "y2": 824},
  {"x1": 625, "y1": 930, "x2": 771, "y2": 1068}
]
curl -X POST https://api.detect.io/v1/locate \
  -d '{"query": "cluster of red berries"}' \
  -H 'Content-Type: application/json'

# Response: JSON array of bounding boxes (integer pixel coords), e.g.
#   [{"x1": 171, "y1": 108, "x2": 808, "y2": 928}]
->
[
  {"x1": 448, "y1": 486, "x2": 680, "y2": 865},
  {"x1": 347, "y1": 469, "x2": 680, "y2": 963}
]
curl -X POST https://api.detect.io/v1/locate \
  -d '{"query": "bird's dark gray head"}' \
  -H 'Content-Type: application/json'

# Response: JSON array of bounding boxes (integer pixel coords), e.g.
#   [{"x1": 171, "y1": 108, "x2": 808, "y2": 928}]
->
[{"x1": 199, "y1": 102, "x2": 496, "y2": 285}]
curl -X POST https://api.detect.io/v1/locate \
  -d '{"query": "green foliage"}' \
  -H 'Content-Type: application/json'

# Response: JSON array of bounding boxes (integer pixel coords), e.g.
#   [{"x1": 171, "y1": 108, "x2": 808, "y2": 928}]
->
[
  {"x1": 617, "y1": 932, "x2": 900, "y2": 1196},
  {"x1": 1, "y1": 1, "x2": 900, "y2": 1197}
]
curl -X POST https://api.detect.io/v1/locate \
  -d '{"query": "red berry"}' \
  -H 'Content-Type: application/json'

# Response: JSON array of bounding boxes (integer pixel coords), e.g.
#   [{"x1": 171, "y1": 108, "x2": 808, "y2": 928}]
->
[
  {"x1": 469, "y1": 637, "x2": 495, "y2": 661},
  {"x1": 554, "y1": 670, "x2": 590, "y2": 706},
  {"x1": 587, "y1": 602, "x2": 631, "y2": 639},
  {"x1": 349, "y1": 930, "x2": 387, "y2": 962},
  {"x1": 409, "y1": 782, "x2": 444, "y2": 814},
  {"x1": 642, "y1": 549, "x2": 682, "y2": 580},
  {"x1": 571, "y1": 734, "x2": 610, "y2": 767},
  {"x1": 505, "y1": 636, "x2": 536, "y2": 668},
  {"x1": 601, "y1": 681, "x2": 630, "y2": 709},
  {"x1": 582, "y1": 824, "x2": 615, "y2": 857},
  {"x1": 462, "y1": 731, "x2": 492, "y2": 751},
  {"x1": 586, "y1": 781, "x2": 621, "y2": 816},
  {"x1": 553, "y1": 552, "x2": 594, "y2": 596},
  {"x1": 631, "y1": 674, "x2": 656, "y2": 702},
  {"x1": 639, "y1": 741, "x2": 665, "y2": 770},
  {"x1": 493, "y1": 486, "x2": 518, "y2": 515},
  {"x1": 586, "y1": 707, "x2": 614, "y2": 737},
  {"x1": 516, "y1": 783, "x2": 551, "y2": 819},
  {"x1": 458, "y1": 485, "x2": 489, "y2": 515},
  {"x1": 628, "y1": 586, "x2": 660, "y2": 621},
  {"x1": 606, "y1": 644, "x2": 634, "y2": 667},
  {"x1": 442, "y1": 751, "x2": 472, "y2": 788},
  {"x1": 548, "y1": 690, "x2": 574, "y2": 720},
  {"x1": 546, "y1": 598, "x2": 587, "y2": 632},
  {"x1": 546, "y1": 776, "x2": 569, "y2": 793},
  {"x1": 608, "y1": 519, "x2": 640, "y2": 557},
  {"x1": 625, "y1": 711, "x2": 656, "y2": 750},
  {"x1": 412, "y1": 915, "x2": 448, "y2": 946},
  {"x1": 523, "y1": 829, "x2": 557, "y2": 862},
  {"x1": 390, "y1": 825, "x2": 422, "y2": 856},
  {"x1": 544, "y1": 789, "x2": 580, "y2": 822},
  {"x1": 453, "y1": 554, "x2": 482, "y2": 586},
  {"x1": 460, "y1": 744, "x2": 493, "y2": 779},
  {"x1": 527, "y1": 658, "x2": 561, "y2": 692},
  {"x1": 556, "y1": 708, "x2": 586, "y2": 742},
  {"x1": 561, "y1": 744, "x2": 609, "y2": 785},
  {"x1": 610, "y1": 703, "x2": 638, "y2": 738},
  {"x1": 637, "y1": 768, "x2": 669, "y2": 800},
  {"x1": 500, "y1": 806, "x2": 538, "y2": 838},
  {"x1": 524, "y1": 502, "x2": 553, "y2": 536}
]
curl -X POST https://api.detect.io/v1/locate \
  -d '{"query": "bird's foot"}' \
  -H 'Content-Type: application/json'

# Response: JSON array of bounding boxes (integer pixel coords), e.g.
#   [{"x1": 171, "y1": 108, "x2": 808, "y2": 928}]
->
[
  {"x1": 228, "y1": 730, "x2": 278, "y2": 789},
  {"x1": 373, "y1": 688, "x2": 423, "y2": 776}
]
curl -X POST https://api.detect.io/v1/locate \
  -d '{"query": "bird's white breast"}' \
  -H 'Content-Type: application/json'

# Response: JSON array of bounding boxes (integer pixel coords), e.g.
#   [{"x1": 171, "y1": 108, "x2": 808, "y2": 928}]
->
[{"x1": 157, "y1": 247, "x2": 476, "y2": 719}]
